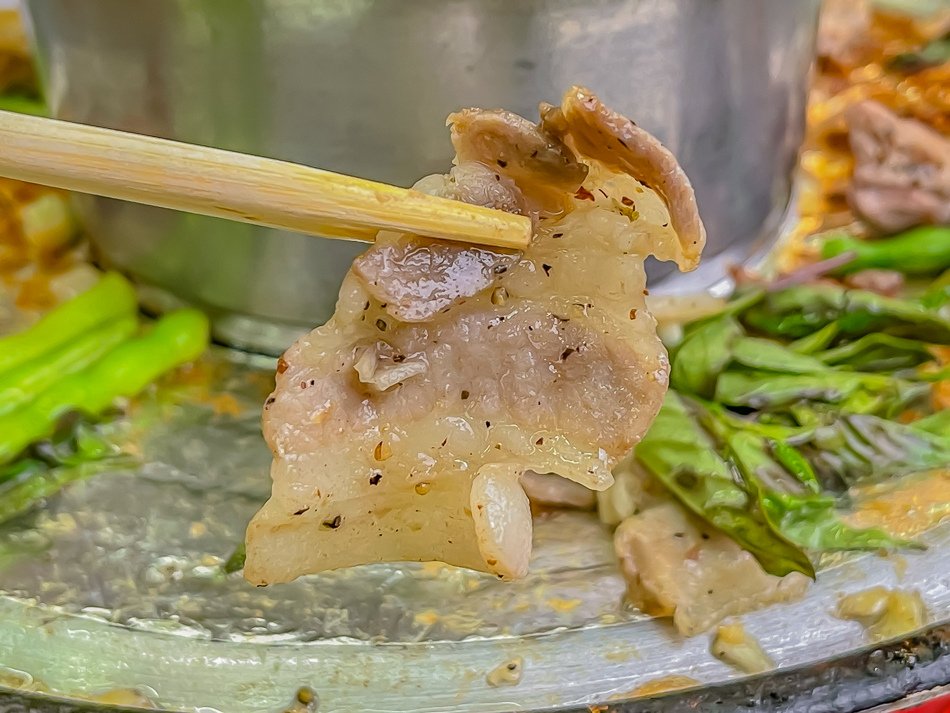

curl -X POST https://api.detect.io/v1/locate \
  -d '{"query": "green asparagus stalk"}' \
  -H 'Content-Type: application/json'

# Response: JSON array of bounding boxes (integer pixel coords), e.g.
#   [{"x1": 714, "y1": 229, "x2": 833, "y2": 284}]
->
[
  {"x1": 0, "y1": 309, "x2": 209, "y2": 465},
  {"x1": 0, "y1": 272, "x2": 137, "y2": 375},
  {"x1": 0, "y1": 315, "x2": 138, "y2": 417}
]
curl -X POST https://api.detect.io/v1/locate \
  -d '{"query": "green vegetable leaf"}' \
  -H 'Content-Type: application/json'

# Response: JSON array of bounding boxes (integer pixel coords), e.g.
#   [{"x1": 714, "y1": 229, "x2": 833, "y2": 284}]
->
[
  {"x1": 636, "y1": 392, "x2": 815, "y2": 578},
  {"x1": 888, "y1": 36, "x2": 950, "y2": 73},
  {"x1": 793, "y1": 412, "x2": 950, "y2": 490},
  {"x1": 912, "y1": 409, "x2": 950, "y2": 437},
  {"x1": 817, "y1": 333, "x2": 933, "y2": 372},
  {"x1": 223, "y1": 542, "x2": 247, "y2": 574},
  {"x1": 760, "y1": 492, "x2": 921, "y2": 552},
  {"x1": 741, "y1": 284, "x2": 950, "y2": 343},
  {"x1": 821, "y1": 226, "x2": 950, "y2": 277},
  {"x1": 670, "y1": 316, "x2": 744, "y2": 398},
  {"x1": 921, "y1": 269, "x2": 950, "y2": 310},
  {"x1": 789, "y1": 323, "x2": 840, "y2": 354},
  {"x1": 770, "y1": 440, "x2": 822, "y2": 494},
  {"x1": 732, "y1": 337, "x2": 830, "y2": 374},
  {"x1": 714, "y1": 369, "x2": 926, "y2": 416}
]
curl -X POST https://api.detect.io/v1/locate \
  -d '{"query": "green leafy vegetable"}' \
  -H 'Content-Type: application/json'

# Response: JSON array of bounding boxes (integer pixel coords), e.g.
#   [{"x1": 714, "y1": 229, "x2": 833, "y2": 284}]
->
[
  {"x1": 770, "y1": 441, "x2": 822, "y2": 494},
  {"x1": 921, "y1": 269, "x2": 950, "y2": 311},
  {"x1": 912, "y1": 409, "x2": 950, "y2": 437},
  {"x1": 732, "y1": 337, "x2": 829, "y2": 374},
  {"x1": 817, "y1": 333, "x2": 934, "y2": 372},
  {"x1": 793, "y1": 413, "x2": 950, "y2": 490},
  {"x1": 760, "y1": 492, "x2": 921, "y2": 552},
  {"x1": 789, "y1": 323, "x2": 840, "y2": 354},
  {"x1": 887, "y1": 34, "x2": 950, "y2": 73},
  {"x1": 0, "y1": 460, "x2": 130, "y2": 526},
  {"x1": 820, "y1": 226, "x2": 950, "y2": 276},
  {"x1": 740, "y1": 283, "x2": 950, "y2": 343},
  {"x1": 635, "y1": 393, "x2": 815, "y2": 578},
  {"x1": 223, "y1": 542, "x2": 247, "y2": 574},
  {"x1": 669, "y1": 316, "x2": 744, "y2": 398},
  {"x1": 714, "y1": 370, "x2": 926, "y2": 416}
]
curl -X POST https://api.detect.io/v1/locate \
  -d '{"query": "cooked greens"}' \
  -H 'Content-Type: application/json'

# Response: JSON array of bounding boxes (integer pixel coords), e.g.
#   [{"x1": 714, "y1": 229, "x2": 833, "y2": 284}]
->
[{"x1": 635, "y1": 282, "x2": 950, "y2": 577}]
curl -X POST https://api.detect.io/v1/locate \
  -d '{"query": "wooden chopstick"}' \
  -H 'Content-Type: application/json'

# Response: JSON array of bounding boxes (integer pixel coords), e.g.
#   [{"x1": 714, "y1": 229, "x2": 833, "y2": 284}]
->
[{"x1": 0, "y1": 110, "x2": 531, "y2": 250}]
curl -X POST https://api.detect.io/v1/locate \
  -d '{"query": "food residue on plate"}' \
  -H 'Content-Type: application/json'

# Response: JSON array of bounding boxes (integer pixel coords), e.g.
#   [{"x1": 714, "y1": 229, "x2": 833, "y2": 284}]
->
[
  {"x1": 610, "y1": 674, "x2": 701, "y2": 699},
  {"x1": 710, "y1": 622, "x2": 775, "y2": 675},
  {"x1": 835, "y1": 586, "x2": 928, "y2": 642},
  {"x1": 486, "y1": 657, "x2": 524, "y2": 687}
]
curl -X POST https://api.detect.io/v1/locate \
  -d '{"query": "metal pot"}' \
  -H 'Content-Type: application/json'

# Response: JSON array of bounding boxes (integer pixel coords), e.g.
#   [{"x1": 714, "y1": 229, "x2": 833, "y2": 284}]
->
[{"x1": 23, "y1": 0, "x2": 819, "y2": 354}]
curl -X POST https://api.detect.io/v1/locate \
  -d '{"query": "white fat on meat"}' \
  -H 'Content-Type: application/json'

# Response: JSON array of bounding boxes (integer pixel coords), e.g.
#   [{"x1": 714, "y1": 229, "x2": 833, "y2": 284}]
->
[
  {"x1": 615, "y1": 503, "x2": 809, "y2": 636},
  {"x1": 244, "y1": 86, "x2": 706, "y2": 585}
]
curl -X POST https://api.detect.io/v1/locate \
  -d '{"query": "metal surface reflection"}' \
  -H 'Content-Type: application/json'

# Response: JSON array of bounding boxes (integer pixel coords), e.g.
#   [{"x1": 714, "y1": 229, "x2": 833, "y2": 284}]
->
[{"x1": 24, "y1": 0, "x2": 819, "y2": 352}]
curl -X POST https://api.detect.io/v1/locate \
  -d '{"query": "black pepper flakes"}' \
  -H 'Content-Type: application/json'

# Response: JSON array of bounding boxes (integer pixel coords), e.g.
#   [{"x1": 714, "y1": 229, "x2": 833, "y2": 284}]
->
[
  {"x1": 701, "y1": 532, "x2": 710, "y2": 540},
  {"x1": 535, "y1": 437, "x2": 544, "y2": 445},
  {"x1": 461, "y1": 390, "x2": 470, "y2": 400},
  {"x1": 375, "y1": 318, "x2": 387, "y2": 331},
  {"x1": 265, "y1": 396, "x2": 276, "y2": 406},
  {"x1": 392, "y1": 354, "x2": 406, "y2": 363},
  {"x1": 293, "y1": 507, "x2": 310, "y2": 516},
  {"x1": 497, "y1": 159, "x2": 508, "y2": 168},
  {"x1": 542, "y1": 264, "x2": 552, "y2": 276},
  {"x1": 369, "y1": 472, "x2": 382, "y2": 485},
  {"x1": 560, "y1": 348, "x2": 575, "y2": 361},
  {"x1": 485, "y1": 421, "x2": 492, "y2": 428},
  {"x1": 673, "y1": 532, "x2": 685, "y2": 538},
  {"x1": 621, "y1": 196, "x2": 635, "y2": 207},
  {"x1": 494, "y1": 265, "x2": 508, "y2": 275},
  {"x1": 575, "y1": 186, "x2": 595, "y2": 201},
  {"x1": 552, "y1": 232, "x2": 564, "y2": 239},
  {"x1": 322, "y1": 515, "x2": 342, "y2": 529}
]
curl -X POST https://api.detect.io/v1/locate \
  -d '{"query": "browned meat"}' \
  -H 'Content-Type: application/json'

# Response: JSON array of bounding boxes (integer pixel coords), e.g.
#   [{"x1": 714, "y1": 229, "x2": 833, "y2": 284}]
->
[
  {"x1": 244, "y1": 87, "x2": 705, "y2": 585},
  {"x1": 843, "y1": 268, "x2": 905, "y2": 297},
  {"x1": 541, "y1": 86, "x2": 706, "y2": 271},
  {"x1": 846, "y1": 100, "x2": 950, "y2": 233},
  {"x1": 816, "y1": 0, "x2": 873, "y2": 69},
  {"x1": 448, "y1": 108, "x2": 589, "y2": 215}
]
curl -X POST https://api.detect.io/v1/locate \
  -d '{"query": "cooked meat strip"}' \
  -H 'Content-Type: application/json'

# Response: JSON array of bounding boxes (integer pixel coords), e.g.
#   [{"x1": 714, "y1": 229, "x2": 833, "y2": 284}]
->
[
  {"x1": 615, "y1": 503, "x2": 808, "y2": 636},
  {"x1": 541, "y1": 86, "x2": 706, "y2": 271},
  {"x1": 245, "y1": 87, "x2": 705, "y2": 585},
  {"x1": 846, "y1": 100, "x2": 950, "y2": 233}
]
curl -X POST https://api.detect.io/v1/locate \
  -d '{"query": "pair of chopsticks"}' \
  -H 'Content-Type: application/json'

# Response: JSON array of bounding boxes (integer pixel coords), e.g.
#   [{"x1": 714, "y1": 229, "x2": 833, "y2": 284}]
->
[{"x1": 0, "y1": 110, "x2": 531, "y2": 250}]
